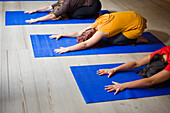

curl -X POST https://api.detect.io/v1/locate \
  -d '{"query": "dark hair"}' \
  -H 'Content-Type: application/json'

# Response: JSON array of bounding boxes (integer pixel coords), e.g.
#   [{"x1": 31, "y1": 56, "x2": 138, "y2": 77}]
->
[
  {"x1": 136, "y1": 54, "x2": 169, "y2": 88},
  {"x1": 77, "y1": 28, "x2": 109, "y2": 49},
  {"x1": 77, "y1": 28, "x2": 97, "y2": 43},
  {"x1": 136, "y1": 54, "x2": 168, "y2": 78}
]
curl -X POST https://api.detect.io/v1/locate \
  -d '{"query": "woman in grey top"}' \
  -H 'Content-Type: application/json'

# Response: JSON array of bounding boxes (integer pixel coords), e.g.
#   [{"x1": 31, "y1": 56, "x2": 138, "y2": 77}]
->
[{"x1": 25, "y1": 0, "x2": 101, "y2": 23}]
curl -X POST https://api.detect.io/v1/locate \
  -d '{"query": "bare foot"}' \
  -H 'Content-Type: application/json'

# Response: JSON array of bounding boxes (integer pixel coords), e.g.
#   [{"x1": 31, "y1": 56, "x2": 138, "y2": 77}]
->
[{"x1": 136, "y1": 36, "x2": 149, "y2": 43}]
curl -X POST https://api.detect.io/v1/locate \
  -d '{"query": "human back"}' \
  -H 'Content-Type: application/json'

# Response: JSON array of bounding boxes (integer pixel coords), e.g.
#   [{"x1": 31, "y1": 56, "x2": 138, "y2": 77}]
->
[{"x1": 92, "y1": 11, "x2": 147, "y2": 39}]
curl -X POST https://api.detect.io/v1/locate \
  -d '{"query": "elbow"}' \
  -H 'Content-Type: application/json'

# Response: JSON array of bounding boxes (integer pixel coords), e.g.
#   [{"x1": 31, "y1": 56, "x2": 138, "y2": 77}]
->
[
  {"x1": 82, "y1": 42, "x2": 91, "y2": 49},
  {"x1": 134, "y1": 61, "x2": 144, "y2": 68},
  {"x1": 83, "y1": 42, "x2": 89, "y2": 48},
  {"x1": 145, "y1": 78, "x2": 157, "y2": 86}
]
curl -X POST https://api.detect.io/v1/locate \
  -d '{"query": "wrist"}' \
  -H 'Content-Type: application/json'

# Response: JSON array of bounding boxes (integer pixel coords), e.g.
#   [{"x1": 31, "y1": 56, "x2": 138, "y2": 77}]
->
[
  {"x1": 61, "y1": 34, "x2": 65, "y2": 37},
  {"x1": 66, "y1": 47, "x2": 70, "y2": 52},
  {"x1": 35, "y1": 19, "x2": 39, "y2": 22},
  {"x1": 34, "y1": 10, "x2": 37, "y2": 12},
  {"x1": 113, "y1": 68, "x2": 117, "y2": 72},
  {"x1": 121, "y1": 83, "x2": 127, "y2": 90}
]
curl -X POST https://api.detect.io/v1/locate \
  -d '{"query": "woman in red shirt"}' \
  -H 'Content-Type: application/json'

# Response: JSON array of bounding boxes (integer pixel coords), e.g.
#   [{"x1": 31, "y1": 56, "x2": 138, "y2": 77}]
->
[{"x1": 97, "y1": 46, "x2": 170, "y2": 95}]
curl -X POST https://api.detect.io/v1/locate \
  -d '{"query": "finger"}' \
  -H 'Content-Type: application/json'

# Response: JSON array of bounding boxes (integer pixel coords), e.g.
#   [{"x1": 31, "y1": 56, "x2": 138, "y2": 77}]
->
[
  {"x1": 97, "y1": 70, "x2": 100, "y2": 73},
  {"x1": 112, "y1": 81, "x2": 118, "y2": 85},
  {"x1": 97, "y1": 69, "x2": 105, "y2": 73},
  {"x1": 105, "y1": 85, "x2": 109, "y2": 88},
  {"x1": 97, "y1": 70, "x2": 105, "y2": 73},
  {"x1": 59, "y1": 50, "x2": 64, "y2": 54},
  {"x1": 97, "y1": 70, "x2": 102, "y2": 75},
  {"x1": 97, "y1": 72, "x2": 105, "y2": 76},
  {"x1": 25, "y1": 20, "x2": 32, "y2": 23},
  {"x1": 97, "y1": 69, "x2": 104, "y2": 72},
  {"x1": 54, "y1": 49, "x2": 59, "y2": 53},
  {"x1": 107, "y1": 89, "x2": 115, "y2": 92},
  {"x1": 97, "y1": 71, "x2": 107, "y2": 75},
  {"x1": 108, "y1": 72, "x2": 113, "y2": 78},
  {"x1": 105, "y1": 85, "x2": 114, "y2": 88},
  {"x1": 49, "y1": 35, "x2": 56, "y2": 39},
  {"x1": 105, "y1": 87, "x2": 113, "y2": 90},
  {"x1": 29, "y1": 11, "x2": 33, "y2": 14},
  {"x1": 105, "y1": 86, "x2": 111, "y2": 89},
  {"x1": 25, "y1": 21, "x2": 30, "y2": 23},
  {"x1": 114, "y1": 88, "x2": 120, "y2": 95},
  {"x1": 55, "y1": 51, "x2": 60, "y2": 53},
  {"x1": 56, "y1": 36, "x2": 60, "y2": 40}
]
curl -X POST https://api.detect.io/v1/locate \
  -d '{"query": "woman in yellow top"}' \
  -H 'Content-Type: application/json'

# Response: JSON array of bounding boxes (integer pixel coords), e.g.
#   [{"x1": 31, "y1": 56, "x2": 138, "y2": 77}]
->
[{"x1": 50, "y1": 11, "x2": 148, "y2": 54}]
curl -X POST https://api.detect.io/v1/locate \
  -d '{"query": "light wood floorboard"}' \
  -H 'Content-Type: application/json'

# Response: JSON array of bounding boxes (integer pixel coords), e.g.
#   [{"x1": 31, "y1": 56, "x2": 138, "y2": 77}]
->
[{"x1": 0, "y1": 0, "x2": 170, "y2": 113}]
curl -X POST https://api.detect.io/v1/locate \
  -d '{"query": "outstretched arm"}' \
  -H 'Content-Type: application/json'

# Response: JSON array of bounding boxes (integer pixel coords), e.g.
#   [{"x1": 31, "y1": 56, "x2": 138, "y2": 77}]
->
[
  {"x1": 25, "y1": 13, "x2": 56, "y2": 23},
  {"x1": 24, "y1": 6, "x2": 53, "y2": 14},
  {"x1": 97, "y1": 55, "x2": 151, "y2": 78},
  {"x1": 54, "y1": 30, "x2": 107, "y2": 54},
  {"x1": 49, "y1": 25, "x2": 92, "y2": 40},
  {"x1": 105, "y1": 70, "x2": 170, "y2": 95}
]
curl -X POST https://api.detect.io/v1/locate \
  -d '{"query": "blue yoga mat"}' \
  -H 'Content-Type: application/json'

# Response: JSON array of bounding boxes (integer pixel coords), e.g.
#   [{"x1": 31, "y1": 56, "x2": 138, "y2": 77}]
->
[
  {"x1": 70, "y1": 63, "x2": 170, "y2": 103},
  {"x1": 5, "y1": 10, "x2": 110, "y2": 26},
  {"x1": 30, "y1": 32, "x2": 166, "y2": 58}
]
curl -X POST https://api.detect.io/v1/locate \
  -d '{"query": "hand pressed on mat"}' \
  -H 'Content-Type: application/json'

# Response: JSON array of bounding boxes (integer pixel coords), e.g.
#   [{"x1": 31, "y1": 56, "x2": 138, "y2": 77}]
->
[
  {"x1": 105, "y1": 81, "x2": 125, "y2": 95},
  {"x1": 25, "y1": 19, "x2": 38, "y2": 24},
  {"x1": 97, "y1": 68, "x2": 116, "y2": 78},
  {"x1": 49, "y1": 34, "x2": 63, "y2": 40},
  {"x1": 24, "y1": 10, "x2": 37, "y2": 14},
  {"x1": 54, "y1": 47, "x2": 69, "y2": 54}
]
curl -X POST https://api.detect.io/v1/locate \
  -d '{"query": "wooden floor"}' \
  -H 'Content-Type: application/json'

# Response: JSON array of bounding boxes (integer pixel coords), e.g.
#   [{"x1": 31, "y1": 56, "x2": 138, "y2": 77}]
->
[{"x1": 0, "y1": 0, "x2": 170, "y2": 113}]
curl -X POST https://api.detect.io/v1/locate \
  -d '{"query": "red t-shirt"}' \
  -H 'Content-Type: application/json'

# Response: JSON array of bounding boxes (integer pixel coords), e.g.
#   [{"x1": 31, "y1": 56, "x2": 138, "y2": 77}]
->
[{"x1": 150, "y1": 46, "x2": 170, "y2": 72}]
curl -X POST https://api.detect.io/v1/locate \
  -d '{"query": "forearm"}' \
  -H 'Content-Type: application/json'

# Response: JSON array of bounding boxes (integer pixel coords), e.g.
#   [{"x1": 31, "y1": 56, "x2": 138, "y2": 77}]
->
[
  {"x1": 106, "y1": 78, "x2": 154, "y2": 94},
  {"x1": 62, "y1": 25, "x2": 92, "y2": 37},
  {"x1": 55, "y1": 30, "x2": 105, "y2": 54},
  {"x1": 35, "y1": 6, "x2": 52, "y2": 12},
  {"x1": 60, "y1": 26, "x2": 92, "y2": 38},
  {"x1": 64, "y1": 25, "x2": 92, "y2": 37},
  {"x1": 66, "y1": 31, "x2": 105, "y2": 52},
  {"x1": 114, "y1": 55, "x2": 150, "y2": 72},
  {"x1": 67, "y1": 42, "x2": 88, "y2": 52},
  {"x1": 61, "y1": 31, "x2": 79, "y2": 37},
  {"x1": 123, "y1": 70, "x2": 170, "y2": 89},
  {"x1": 122, "y1": 78, "x2": 153, "y2": 89},
  {"x1": 36, "y1": 14, "x2": 55, "y2": 22},
  {"x1": 114, "y1": 61, "x2": 139, "y2": 72}
]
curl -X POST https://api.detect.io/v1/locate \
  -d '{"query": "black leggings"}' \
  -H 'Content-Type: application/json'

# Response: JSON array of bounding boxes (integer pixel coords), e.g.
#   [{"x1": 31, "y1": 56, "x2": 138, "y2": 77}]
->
[
  {"x1": 68, "y1": 0, "x2": 102, "y2": 19},
  {"x1": 107, "y1": 33, "x2": 137, "y2": 46}
]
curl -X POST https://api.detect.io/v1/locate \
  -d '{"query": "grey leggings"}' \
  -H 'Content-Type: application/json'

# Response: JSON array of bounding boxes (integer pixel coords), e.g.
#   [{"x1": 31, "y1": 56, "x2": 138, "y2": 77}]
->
[{"x1": 107, "y1": 33, "x2": 137, "y2": 46}]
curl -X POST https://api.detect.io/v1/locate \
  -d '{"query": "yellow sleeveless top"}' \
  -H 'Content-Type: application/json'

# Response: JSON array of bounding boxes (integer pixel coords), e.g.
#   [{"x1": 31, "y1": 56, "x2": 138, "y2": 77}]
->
[{"x1": 91, "y1": 11, "x2": 147, "y2": 39}]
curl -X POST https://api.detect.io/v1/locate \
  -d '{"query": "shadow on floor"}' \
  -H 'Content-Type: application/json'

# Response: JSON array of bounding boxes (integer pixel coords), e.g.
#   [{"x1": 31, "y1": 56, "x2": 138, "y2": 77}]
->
[{"x1": 146, "y1": 29, "x2": 170, "y2": 44}]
